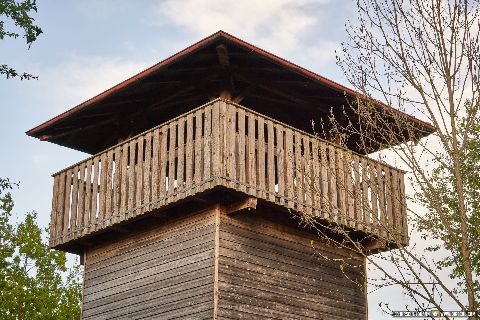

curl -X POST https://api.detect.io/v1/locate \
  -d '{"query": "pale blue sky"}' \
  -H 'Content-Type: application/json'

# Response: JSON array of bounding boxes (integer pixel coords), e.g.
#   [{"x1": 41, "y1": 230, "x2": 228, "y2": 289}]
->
[{"x1": 1, "y1": 1, "x2": 426, "y2": 317}]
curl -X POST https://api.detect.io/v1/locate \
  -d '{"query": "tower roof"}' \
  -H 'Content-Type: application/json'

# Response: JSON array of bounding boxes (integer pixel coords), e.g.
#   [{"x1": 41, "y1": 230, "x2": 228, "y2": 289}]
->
[{"x1": 27, "y1": 31, "x2": 435, "y2": 154}]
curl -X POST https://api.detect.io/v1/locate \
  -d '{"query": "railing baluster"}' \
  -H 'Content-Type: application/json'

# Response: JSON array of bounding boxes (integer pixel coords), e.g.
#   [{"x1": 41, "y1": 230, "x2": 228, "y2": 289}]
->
[
  {"x1": 238, "y1": 108, "x2": 246, "y2": 192},
  {"x1": 70, "y1": 166, "x2": 79, "y2": 234},
  {"x1": 105, "y1": 150, "x2": 114, "y2": 226},
  {"x1": 177, "y1": 119, "x2": 185, "y2": 195},
  {"x1": 266, "y1": 120, "x2": 275, "y2": 201},
  {"x1": 77, "y1": 163, "x2": 85, "y2": 234},
  {"x1": 285, "y1": 128, "x2": 294, "y2": 209},
  {"x1": 275, "y1": 124, "x2": 285, "y2": 204},
  {"x1": 84, "y1": 159, "x2": 92, "y2": 234},
  {"x1": 257, "y1": 117, "x2": 265, "y2": 198},
  {"x1": 143, "y1": 132, "x2": 152, "y2": 210}
]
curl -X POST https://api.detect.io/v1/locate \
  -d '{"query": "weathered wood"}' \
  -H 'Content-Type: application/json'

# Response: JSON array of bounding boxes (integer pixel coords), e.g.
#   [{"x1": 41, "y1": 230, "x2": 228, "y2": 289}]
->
[
  {"x1": 135, "y1": 137, "x2": 144, "y2": 216},
  {"x1": 257, "y1": 116, "x2": 265, "y2": 197},
  {"x1": 294, "y1": 134, "x2": 304, "y2": 213},
  {"x1": 63, "y1": 168, "x2": 72, "y2": 235},
  {"x1": 91, "y1": 157, "x2": 100, "y2": 225},
  {"x1": 284, "y1": 128, "x2": 294, "y2": 209},
  {"x1": 104, "y1": 150, "x2": 113, "y2": 226},
  {"x1": 237, "y1": 108, "x2": 246, "y2": 192},
  {"x1": 194, "y1": 110, "x2": 203, "y2": 184},
  {"x1": 98, "y1": 153, "x2": 108, "y2": 226},
  {"x1": 127, "y1": 141, "x2": 136, "y2": 214},
  {"x1": 226, "y1": 197, "x2": 257, "y2": 215},
  {"x1": 70, "y1": 166, "x2": 79, "y2": 233},
  {"x1": 266, "y1": 120, "x2": 275, "y2": 201},
  {"x1": 185, "y1": 113, "x2": 194, "y2": 191},
  {"x1": 77, "y1": 164, "x2": 86, "y2": 233},
  {"x1": 83, "y1": 160, "x2": 92, "y2": 236},
  {"x1": 203, "y1": 105, "x2": 211, "y2": 182},
  {"x1": 276, "y1": 124, "x2": 285, "y2": 203},
  {"x1": 119, "y1": 144, "x2": 128, "y2": 219},
  {"x1": 49, "y1": 99, "x2": 408, "y2": 250},
  {"x1": 150, "y1": 128, "x2": 160, "y2": 203},
  {"x1": 142, "y1": 132, "x2": 152, "y2": 208}
]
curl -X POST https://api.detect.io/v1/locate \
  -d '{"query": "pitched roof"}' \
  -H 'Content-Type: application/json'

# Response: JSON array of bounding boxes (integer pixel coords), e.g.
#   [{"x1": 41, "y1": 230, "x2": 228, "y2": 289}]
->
[{"x1": 27, "y1": 31, "x2": 435, "y2": 154}]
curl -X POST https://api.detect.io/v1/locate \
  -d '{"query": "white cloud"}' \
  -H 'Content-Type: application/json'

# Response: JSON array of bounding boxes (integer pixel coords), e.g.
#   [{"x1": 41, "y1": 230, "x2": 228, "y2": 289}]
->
[
  {"x1": 38, "y1": 54, "x2": 150, "y2": 112},
  {"x1": 153, "y1": 0, "x2": 332, "y2": 56}
]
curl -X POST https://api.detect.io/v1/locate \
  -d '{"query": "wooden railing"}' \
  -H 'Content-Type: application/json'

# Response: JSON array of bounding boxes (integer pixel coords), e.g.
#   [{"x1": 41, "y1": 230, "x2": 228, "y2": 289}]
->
[{"x1": 50, "y1": 99, "x2": 408, "y2": 248}]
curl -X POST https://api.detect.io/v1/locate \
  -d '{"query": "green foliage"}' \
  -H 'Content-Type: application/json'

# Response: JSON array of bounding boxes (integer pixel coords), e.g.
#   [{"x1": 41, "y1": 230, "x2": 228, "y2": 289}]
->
[
  {"x1": 416, "y1": 103, "x2": 480, "y2": 301},
  {"x1": 0, "y1": 0, "x2": 42, "y2": 80},
  {"x1": 0, "y1": 178, "x2": 82, "y2": 319}
]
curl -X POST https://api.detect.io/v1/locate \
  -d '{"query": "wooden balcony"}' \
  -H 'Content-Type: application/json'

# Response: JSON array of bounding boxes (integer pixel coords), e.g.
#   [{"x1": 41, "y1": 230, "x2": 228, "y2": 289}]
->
[{"x1": 49, "y1": 99, "x2": 408, "y2": 251}]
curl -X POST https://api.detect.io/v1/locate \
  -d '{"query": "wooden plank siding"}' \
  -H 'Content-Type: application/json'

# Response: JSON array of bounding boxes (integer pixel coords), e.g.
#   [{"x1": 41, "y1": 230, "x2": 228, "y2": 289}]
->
[
  {"x1": 49, "y1": 99, "x2": 408, "y2": 250},
  {"x1": 82, "y1": 209, "x2": 216, "y2": 320},
  {"x1": 217, "y1": 212, "x2": 367, "y2": 320},
  {"x1": 79, "y1": 206, "x2": 367, "y2": 319}
]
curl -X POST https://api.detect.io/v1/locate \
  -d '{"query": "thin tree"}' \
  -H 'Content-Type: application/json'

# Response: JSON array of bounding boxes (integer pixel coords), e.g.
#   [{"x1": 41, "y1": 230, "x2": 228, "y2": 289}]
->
[{"x1": 297, "y1": 0, "x2": 479, "y2": 318}]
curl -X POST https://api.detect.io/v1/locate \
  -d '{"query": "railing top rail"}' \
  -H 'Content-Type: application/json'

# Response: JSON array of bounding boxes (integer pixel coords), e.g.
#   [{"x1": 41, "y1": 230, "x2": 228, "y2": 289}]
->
[{"x1": 52, "y1": 98, "x2": 405, "y2": 177}]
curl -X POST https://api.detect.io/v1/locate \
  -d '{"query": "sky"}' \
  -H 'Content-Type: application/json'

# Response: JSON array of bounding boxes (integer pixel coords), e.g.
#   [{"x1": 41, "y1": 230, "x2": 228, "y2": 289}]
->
[{"x1": 0, "y1": 1, "x2": 439, "y2": 318}]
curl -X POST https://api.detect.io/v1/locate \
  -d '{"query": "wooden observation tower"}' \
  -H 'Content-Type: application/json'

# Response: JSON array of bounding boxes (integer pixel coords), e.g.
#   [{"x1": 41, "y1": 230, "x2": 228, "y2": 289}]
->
[{"x1": 27, "y1": 31, "x2": 434, "y2": 319}]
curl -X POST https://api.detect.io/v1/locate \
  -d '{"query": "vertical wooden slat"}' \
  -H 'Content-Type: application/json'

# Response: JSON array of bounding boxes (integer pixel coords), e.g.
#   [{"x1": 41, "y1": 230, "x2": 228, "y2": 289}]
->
[
  {"x1": 177, "y1": 119, "x2": 185, "y2": 194},
  {"x1": 225, "y1": 105, "x2": 236, "y2": 187},
  {"x1": 303, "y1": 137, "x2": 313, "y2": 216},
  {"x1": 369, "y1": 161, "x2": 379, "y2": 236},
  {"x1": 353, "y1": 155, "x2": 362, "y2": 230},
  {"x1": 399, "y1": 172, "x2": 408, "y2": 244},
  {"x1": 257, "y1": 117, "x2": 265, "y2": 198},
  {"x1": 185, "y1": 113, "x2": 194, "y2": 191},
  {"x1": 320, "y1": 142, "x2": 329, "y2": 219},
  {"x1": 211, "y1": 101, "x2": 221, "y2": 179},
  {"x1": 70, "y1": 166, "x2": 79, "y2": 233},
  {"x1": 385, "y1": 166, "x2": 393, "y2": 237},
  {"x1": 294, "y1": 134, "x2": 304, "y2": 212},
  {"x1": 113, "y1": 146, "x2": 122, "y2": 222},
  {"x1": 143, "y1": 132, "x2": 152, "y2": 209},
  {"x1": 84, "y1": 159, "x2": 92, "y2": 234},
  {"x1": 50, "y1": 175, "x2": 60, "y2": 244},
  {"x1": 98, "y1": 153, "x2": 108, "y2": 227},
  {"x1": 361, "y1": 158, "x2": 370, "y2": 232},
  {"x1": 63, "y1": 168, "x2": 72, "y2": 236},
  {"x1": 266, "y1": 120, "x2": 275, "y2": 201},
  {"x1": 284, "y1": 128, "x2": 294, "y2": 209},
  {"x1": 311, "y1": 139, "x2": 321, "y2": 216},
  {"x1": 128, "y1": 140, "x2": 136, "y2": 214},
  {"x1": 194, "y1": 111, "x2": 203, "y2": 185},
  {"x1": 336, "y1": 150, "x2": 346, "y2": 225},
  {"x1": 91, "y1": 157, "x2": 100, "y2": 224},
  {"x1": 159, "y1": 127, "x2": 168, "y2": 201},
  {"x1": 237, "y1": 108, "x2": 246, "y2": 192},
  {"x1": 344, "y1": 152, "x2": 355, "y2": 228},
  {"x1": 135, "y1": 137, "x2": 144, "y2": 215},
  {"x1": 203, "y1": 105, "x2": 211, "y2": 183},
  {"x1": 328, "y1": 145, "x2": 337, "y2": 222},
  {"x1": 105, "y1": 150, "x2": 114, "y2": 226},
  {"x1": 56, "y1": 171, "x2": 66, "y2": 245},
  {"x1": 377, "y1": 163, "x2": 386, "y2": 239},
  {"x1": 247, "y1": 113, "x2": 256, "y2": 196},
  {"x1": 276, "y1": 124, "x2": 285, "y2": 203},
  {"x1": 119, "y1": 143, "x2": 128, "y2": 218},
  {"x1": 168, "y1": 122, "x2": 177, "y2": 194},
  {"x1": 391, "y1": 168, "x2": 400, "y2": 240},
  {"x1": 77, "y1": 164, "x2": 86, "y2": 233},
  {"x1": 151, "y1": 128, "x2": 160, "y2": 203}
]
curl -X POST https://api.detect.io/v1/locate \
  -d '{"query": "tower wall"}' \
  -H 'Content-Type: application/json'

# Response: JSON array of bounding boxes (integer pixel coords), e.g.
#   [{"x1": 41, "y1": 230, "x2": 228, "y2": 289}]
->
[
  {"x1": 79, "y1": 204, "x2": 366, "y2": 319},
  {"x1": 217, "y1": 211, "x2": 367, "y2": 320},
  {"x1": 82, "y1": 209, "x2": 217, "y2": 319}
]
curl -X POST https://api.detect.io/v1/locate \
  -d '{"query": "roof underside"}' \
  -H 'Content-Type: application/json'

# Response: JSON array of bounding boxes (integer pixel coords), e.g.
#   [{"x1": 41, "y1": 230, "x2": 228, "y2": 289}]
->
[{"x1": 27, "y1": 31, "x2": 435, "y2": 155}]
